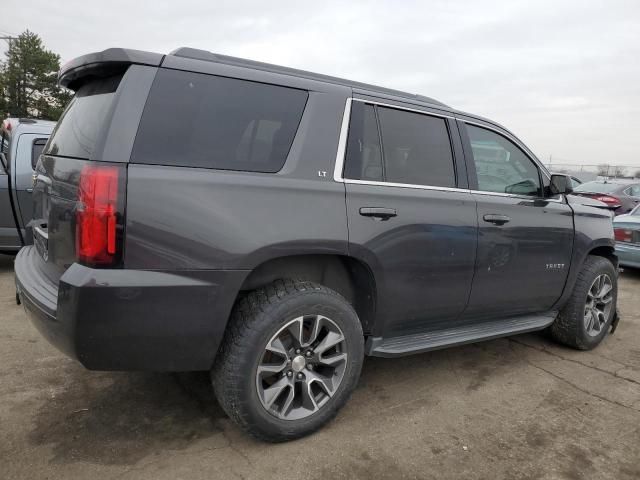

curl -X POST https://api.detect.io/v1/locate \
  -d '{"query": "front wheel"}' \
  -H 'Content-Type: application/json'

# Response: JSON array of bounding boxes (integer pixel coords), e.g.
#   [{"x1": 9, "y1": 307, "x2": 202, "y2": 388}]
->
[
  {"x1": 211, "y1": 279, "x2": 364, "y2": 442},
  {"x1": 550, "y1": 255, "x2": 617, "y2": 350}
]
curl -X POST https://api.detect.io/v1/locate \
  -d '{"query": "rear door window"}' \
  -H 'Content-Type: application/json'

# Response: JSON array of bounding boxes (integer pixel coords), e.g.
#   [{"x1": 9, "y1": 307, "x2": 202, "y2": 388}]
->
[
  {"x1": 45, "y1": 74, "x2": 122, "y2": 159},
  {"x1": 343, "y1": 102, "x2": 383, "y2": 181},
  {"x1": 377, "y1": 107, "x2": 455, "y2": 188},
  {"x1": 130, "y1": 69, "x2": 309, "y2": 172},
  {"x1": 343, "y1": 102, "x2": 456, "y2": 188}
]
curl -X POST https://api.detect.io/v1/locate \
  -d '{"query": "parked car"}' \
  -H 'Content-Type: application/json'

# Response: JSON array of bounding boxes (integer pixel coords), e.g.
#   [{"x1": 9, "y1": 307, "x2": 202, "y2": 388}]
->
[
  {"x1": 569, "y1": 176, "x2": 582, "y2": 188},
  {"x1": 571, "y1": 180, "x2": 640, "y2": 215},
  {"x1": 15, "y1": 48, "x2": 619, "y2": 442},
  {"x1": 613, "y1": 205, "x2": 640, "y2": 269},
  {"x1": 0, "y1": 118, "x2": 55, "y2": 253}
]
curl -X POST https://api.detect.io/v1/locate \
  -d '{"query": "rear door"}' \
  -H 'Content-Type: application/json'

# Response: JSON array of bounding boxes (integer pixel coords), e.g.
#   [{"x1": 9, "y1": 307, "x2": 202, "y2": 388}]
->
[
  {"x1": 459, "y1": 120, "x2": 574, "y2": 319},
  {"x1": 340, "y1": 98, "x2": 477, "y2": 336}
]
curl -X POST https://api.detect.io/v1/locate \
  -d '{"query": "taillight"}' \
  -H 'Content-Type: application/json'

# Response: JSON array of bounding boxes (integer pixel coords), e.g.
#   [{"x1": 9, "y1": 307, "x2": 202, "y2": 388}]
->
[
  {"x1": 76, "y1": 164, "x2": 123, "y2": 266},
  {"x1": 614, "y1": 227, "x2": 634, "y2": 243},
  {"x1": 593, "y1": 195, "x2": 621, "y2": 207}
]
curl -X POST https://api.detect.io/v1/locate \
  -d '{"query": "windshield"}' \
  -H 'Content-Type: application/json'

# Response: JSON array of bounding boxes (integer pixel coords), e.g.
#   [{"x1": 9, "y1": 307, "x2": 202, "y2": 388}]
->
[{"x1": 573, "y1": 181, "x2": 620, "y2": 194}]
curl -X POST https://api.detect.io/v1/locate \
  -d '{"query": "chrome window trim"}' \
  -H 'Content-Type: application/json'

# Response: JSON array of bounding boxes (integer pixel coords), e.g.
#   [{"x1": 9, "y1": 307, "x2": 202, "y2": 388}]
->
[
  {"x1": 333, "y1": 97, "x2": 457, "y2": 187},
  {"x1": 351, "y1": 97, "x2": 456, "y2": 120},
  {"x1": 470, "y1": 189, "x2": 564, "y2": 203},
  {"x1": 333, "y1": 97, "x2": 352, "y2": 182},
  {"x1": 343, "y1": 177, "x2": 471, "y2": 194}
]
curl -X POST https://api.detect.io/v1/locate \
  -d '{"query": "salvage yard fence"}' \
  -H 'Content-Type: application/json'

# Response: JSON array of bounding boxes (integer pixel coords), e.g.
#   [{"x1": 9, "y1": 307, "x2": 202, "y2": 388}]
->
[{"x1": 545, "y1": 163, "x2": 640, "y2": 181}]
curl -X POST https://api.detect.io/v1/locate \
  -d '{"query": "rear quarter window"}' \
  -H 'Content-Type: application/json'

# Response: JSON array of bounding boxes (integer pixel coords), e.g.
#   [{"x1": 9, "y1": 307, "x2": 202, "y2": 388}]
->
[{"x1": 130, "y1": 69, "x2": 308, "y2": 172}]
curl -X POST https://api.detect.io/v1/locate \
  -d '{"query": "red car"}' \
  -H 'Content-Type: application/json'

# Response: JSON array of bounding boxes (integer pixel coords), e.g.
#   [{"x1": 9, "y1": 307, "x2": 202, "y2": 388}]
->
[{"x1": 571, "y1": 181, "x2": 640, "y2": 215}]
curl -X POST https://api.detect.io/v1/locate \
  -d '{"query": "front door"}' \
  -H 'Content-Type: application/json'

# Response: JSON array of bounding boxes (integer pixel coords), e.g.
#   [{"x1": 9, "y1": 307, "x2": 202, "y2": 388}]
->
[
  {"x1": 341, "y1": 99, "x2": 477, "y2": 336},
  {"x1": 459, "y1": 121, "x2": 573, "y2": 320}
]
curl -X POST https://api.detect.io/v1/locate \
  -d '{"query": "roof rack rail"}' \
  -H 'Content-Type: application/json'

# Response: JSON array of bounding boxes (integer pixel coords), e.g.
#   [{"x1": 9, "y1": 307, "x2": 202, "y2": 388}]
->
[{"x1": 169, "y1": 47, "x2": 448, "y2": 109}]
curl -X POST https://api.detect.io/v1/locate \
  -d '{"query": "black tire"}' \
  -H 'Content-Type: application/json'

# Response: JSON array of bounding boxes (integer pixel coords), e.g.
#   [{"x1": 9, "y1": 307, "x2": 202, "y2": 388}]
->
[
  {"x1": 211, "y1": 279, "x2": 364, "y2": 442},
  {"x1": 550, "y1": 255, "x2": 617, "y2": 350}
]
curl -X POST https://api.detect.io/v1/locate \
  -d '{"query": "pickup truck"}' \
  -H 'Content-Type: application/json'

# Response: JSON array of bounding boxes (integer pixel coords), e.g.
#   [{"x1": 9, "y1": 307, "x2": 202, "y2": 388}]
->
[{"x1": 1, "y1": 118, "x2": 55, "y2": 253}]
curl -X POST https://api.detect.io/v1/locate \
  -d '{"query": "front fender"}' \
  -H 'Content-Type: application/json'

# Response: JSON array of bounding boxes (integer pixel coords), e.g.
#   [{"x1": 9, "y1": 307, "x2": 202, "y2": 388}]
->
[{"x1": 552, "y1": 202, "x2": 616, "y2": 311}]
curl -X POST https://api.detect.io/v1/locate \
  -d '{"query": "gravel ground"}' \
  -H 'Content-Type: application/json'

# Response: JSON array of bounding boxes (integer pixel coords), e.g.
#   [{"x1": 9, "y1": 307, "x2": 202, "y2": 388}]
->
[{"x1": 1, "y1": 253, "x2": 639, "y2": 480}]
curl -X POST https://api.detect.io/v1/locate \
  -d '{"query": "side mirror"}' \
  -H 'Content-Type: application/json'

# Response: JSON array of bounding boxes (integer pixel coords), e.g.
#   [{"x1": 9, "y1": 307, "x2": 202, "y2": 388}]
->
[{"x1": 550, "y1": 174, "x2": 573, "y2": 195}]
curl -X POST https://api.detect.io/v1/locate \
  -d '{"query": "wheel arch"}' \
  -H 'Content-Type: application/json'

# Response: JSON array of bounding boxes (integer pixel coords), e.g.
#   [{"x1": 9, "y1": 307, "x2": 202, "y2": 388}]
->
[
  {"x1": 587, "y1": 244, "x2": 618, "y2": 269},
  {"x1": 552, "y1": 239, "x2": 618, "y2": 311},
  {"x1": 238, "y1": 254, "x2": 378, "y2": 334}
]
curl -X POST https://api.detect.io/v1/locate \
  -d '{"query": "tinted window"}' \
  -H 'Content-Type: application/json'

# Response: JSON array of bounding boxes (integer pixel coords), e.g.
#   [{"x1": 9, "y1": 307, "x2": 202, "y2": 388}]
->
[
  {"x1": 131, "y1": 69, "x2": 308, "y2": 172},
  {"x1": 377, "y1": 107, "x2": 455, "y2": 187},
  {"x1": 45, "y1": 74, "x2": 122, "y2": 159},
  {"x1": 467, "y1": 124, "x2": 541, "y2": 196},
  {"x1": 31, "y1": 138, "x2": 47, "y2": 169},
  {"x1": 343, "y1": 103, "x2": 383, "y2": 181}
]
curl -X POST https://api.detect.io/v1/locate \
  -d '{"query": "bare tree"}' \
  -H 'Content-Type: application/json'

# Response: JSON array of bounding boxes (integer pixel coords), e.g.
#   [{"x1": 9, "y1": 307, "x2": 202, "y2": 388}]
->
[
  {"x1": 612, "y1": 166, "x2": 627, "y2": 178},
  {"x1": 597, "y1": 164, "x2": 610, "y2": 176}
]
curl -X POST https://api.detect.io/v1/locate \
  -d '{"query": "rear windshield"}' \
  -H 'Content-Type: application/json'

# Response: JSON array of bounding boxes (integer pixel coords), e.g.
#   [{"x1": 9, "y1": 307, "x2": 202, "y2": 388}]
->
[
  {"x1": 44, "y1": 75, "x2": 122, "y2": 159},
  {"x1": 130, "y1": 69, "x2": 308, "y2": 172},
  {"x1": 573, "y1": 182, "x2": 620, "y2": 194}
]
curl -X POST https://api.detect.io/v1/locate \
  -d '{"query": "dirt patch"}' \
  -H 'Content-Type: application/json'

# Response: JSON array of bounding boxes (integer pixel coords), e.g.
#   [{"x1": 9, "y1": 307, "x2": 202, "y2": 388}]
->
[{"x1": 28, "y1": 369, "x2": 224, "y2": 465}]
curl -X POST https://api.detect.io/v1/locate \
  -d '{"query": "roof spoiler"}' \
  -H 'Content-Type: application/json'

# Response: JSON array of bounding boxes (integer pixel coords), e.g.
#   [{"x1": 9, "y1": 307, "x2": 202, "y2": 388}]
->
[{"x1": 59, "y1": 48, "x2": 164, "y2": 90}]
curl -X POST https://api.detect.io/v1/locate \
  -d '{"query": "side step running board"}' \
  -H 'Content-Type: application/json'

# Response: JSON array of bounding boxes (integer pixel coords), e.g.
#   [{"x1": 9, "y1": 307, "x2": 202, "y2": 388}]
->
[{"x1": 367, "y1": 312, "x2": 557, "y2": 357}]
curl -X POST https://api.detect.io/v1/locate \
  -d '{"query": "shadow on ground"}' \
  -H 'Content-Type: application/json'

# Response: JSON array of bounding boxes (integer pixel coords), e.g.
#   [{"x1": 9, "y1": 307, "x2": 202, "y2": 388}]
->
[
  {"x1": 0, "y1": 254, "x2": 14, "y2": 274},
  {"x1": 26, "y1": 335, "x2": 530, "y2": 466},
  {"x1": 28, "y1": 368, "x2": 226, "y2": 465}
]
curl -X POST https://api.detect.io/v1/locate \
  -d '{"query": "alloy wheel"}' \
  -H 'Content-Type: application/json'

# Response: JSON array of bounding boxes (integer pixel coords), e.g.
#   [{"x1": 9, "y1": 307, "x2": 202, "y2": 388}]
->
[
  {"x1": 255, "y1": 315, "x2": 348, "y2": 420},
  {"x1": 584, "y1": 274, "x2": 613, "y2": 337}
]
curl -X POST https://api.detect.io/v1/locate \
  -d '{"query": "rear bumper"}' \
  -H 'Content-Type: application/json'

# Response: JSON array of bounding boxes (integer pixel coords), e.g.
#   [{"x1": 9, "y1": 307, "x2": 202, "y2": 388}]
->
[
  {"x1": 615, "y1": 242, "x2": 640, "y2": 269},
  {"x1": 15, "y1": 246, "x2": 247, "y2": 371}
]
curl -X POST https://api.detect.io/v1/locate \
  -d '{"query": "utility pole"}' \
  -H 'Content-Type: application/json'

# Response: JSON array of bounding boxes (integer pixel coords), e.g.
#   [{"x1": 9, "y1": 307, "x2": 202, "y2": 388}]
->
[{"x1": 0, "y1": 35, "x2": 17, "y2": 50}]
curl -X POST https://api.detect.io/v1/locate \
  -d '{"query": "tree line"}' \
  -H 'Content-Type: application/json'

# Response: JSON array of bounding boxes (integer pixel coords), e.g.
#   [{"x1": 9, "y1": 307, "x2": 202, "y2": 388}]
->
[{"x1": 0, "y1": 30, "x2": 72, "y2": 120}]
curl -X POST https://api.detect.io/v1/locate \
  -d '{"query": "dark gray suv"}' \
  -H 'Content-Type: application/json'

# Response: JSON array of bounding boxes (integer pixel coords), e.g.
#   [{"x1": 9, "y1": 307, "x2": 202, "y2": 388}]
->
[{"x1": 15, "y1": 47, "x2": 619, "y2": 442}]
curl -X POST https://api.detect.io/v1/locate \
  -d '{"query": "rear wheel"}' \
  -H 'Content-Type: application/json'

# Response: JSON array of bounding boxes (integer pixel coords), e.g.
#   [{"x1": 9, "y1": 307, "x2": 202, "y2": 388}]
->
[
  {"x1": 211, "y1": 279, "x2": 364, "y2": 442},
  {"x1": 550, "y1": 255, "x2": 617, "y2": 350}
]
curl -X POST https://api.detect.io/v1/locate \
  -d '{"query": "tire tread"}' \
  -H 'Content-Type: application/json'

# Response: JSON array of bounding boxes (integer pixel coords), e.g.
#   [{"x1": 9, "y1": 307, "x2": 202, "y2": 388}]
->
[
  {"x1": 550, "y1": 255, "x2": 616, "y2": 350},
  {"x1": 211, "y1": 278, "x2": 361, "y2": 442}
]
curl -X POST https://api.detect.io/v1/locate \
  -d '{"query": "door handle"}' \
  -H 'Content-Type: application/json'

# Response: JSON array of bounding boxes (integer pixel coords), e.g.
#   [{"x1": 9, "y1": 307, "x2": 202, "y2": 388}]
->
[
  {"x1": 483, "y1": 214, "x2": 511, "y2": 225},
  {"x1": 359, "y1": 207, "x2": 397, "y2": 220}
]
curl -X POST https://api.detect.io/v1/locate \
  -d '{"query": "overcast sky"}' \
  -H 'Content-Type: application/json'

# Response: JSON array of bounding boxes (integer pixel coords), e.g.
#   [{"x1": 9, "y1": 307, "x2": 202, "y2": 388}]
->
[{"x1": 2, "y1": 0, "x2": 639, "y2": 167}]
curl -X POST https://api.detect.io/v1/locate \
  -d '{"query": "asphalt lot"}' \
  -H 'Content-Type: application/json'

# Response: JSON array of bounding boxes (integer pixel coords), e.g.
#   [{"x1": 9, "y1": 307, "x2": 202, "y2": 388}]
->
[{"x1": 1, "y1": 254, "x2": 639, "y2": 480}]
